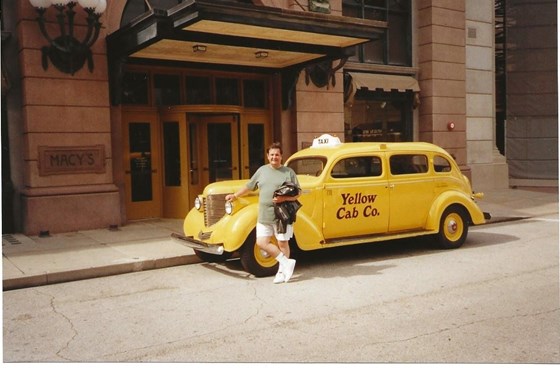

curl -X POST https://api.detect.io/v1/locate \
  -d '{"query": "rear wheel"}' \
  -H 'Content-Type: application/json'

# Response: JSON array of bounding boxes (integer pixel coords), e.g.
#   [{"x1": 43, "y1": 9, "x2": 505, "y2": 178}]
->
[
  {"x1": 437, "y1": 205, "x2": 469, "y2": 249},
  {"x1": 239, "y1": 230, "x2": 279, "y2": 277},
  {"x1": 194, "y1": 249, "x2": 232, "y2": 263}
]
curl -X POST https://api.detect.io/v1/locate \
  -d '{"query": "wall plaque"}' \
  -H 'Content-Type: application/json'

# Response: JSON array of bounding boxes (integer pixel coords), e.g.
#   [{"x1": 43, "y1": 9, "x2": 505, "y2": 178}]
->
[{"x1": 38, "y1": 145, "x2": 106, "y2": 176}]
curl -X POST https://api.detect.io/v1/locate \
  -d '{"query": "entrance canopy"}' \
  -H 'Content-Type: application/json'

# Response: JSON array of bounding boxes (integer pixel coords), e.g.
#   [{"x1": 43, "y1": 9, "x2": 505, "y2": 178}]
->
[{"x1": 107, "y1": 0, "x2": 385, "y2": 104}]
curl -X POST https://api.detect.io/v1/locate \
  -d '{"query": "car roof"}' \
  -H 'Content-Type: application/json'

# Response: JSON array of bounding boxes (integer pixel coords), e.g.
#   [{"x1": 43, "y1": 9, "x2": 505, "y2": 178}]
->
[{"x1": 288, "y1": 141, "x2": 451, "y2": 161}]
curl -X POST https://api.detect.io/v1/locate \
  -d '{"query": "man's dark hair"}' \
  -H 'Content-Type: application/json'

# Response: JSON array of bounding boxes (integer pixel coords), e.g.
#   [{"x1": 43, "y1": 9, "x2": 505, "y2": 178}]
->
[{"x1": 267, "y1": 142, "x2": 282, "y2": 154}]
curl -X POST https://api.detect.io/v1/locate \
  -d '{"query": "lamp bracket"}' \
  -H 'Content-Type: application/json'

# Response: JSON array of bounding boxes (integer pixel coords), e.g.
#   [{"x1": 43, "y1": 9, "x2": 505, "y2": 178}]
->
[
  {"x1": 304, "y1": 57, "x2": 348, "y2": 89},
  {"x1": 32, "y1": 3, "x2": 102, "y2": 75}
]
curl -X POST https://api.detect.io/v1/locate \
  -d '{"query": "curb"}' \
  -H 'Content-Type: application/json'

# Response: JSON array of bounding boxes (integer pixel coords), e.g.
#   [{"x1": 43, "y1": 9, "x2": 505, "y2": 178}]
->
[{"x1": 3, "y1": 254, "x2": 202, "y2": 291}]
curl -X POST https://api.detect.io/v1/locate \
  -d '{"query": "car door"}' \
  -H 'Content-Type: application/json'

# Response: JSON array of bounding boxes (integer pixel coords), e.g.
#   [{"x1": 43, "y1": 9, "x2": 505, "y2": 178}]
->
[
  {"x1": 322, "y1": 155, "x2": 390, "y2": 240},
  {"x1": 387, "y1": 153, "x2": 435, "y2": 232}
]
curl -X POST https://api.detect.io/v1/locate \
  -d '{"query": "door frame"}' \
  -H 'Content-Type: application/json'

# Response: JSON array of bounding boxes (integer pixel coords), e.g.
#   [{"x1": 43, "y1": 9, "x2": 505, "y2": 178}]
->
[{"x1": 122, "y1": 110, "x2": 163, "y2": 220}]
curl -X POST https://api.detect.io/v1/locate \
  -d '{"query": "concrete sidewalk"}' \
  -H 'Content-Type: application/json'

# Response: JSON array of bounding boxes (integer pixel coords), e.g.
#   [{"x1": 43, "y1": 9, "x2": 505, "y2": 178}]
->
[
  {"x1": 2, "y1": 219, "x2": 200, "y2": 290},
  {"x1": 3, "y1": 187, "x2": 558, "y2": 291}
]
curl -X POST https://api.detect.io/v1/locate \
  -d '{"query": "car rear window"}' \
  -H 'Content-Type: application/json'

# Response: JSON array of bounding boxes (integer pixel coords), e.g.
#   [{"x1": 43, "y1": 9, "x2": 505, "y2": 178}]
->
[{"x1": 434, "y1": 155, "x2": 452, "y2": 172}]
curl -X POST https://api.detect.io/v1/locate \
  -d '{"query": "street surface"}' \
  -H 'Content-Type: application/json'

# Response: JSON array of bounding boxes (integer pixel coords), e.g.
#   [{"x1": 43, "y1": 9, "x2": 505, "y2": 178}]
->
[{"x1": 3, "y1": 214, "x2": 559, "y2": 363}]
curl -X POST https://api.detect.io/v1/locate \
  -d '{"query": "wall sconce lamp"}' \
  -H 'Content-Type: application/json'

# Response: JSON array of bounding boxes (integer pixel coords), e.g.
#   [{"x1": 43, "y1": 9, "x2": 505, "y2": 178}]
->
[
  {"x1": 255, "y1": 51, "x2": 269, "y2": 59},
  {"x1": 29, "y1": 0, "x2": 106, "y2": 75},
  {"x1": 193, "y1": 44, "x2": 207, "y2": 53}
]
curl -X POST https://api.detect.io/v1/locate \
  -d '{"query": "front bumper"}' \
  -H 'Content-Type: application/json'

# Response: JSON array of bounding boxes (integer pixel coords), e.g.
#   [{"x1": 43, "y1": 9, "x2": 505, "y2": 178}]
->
[{"x1": 170, "y1": 233, "x2": 224, "y2": 255}]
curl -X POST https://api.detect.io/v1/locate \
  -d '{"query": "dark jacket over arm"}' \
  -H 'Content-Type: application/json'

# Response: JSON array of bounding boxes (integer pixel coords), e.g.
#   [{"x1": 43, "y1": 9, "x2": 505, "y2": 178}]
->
[{"x1": 273, "y1": 182, "x2": 302, "y2": 234}]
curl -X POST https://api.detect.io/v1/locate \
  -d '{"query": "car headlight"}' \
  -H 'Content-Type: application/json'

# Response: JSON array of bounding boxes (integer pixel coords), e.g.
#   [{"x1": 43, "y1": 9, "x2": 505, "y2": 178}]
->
[
  {"x1": 194, "y1": 196, "x2": 202, "y2": 211},
  {"x1": 225, "y1": 200, "x2": 233, "y2": 215}
]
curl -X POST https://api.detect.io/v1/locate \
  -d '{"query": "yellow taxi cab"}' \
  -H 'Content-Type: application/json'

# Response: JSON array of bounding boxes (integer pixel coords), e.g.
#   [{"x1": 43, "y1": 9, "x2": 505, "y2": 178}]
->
[{"x1": 172, "y1": 134, "x2": 490, "y2": 277}]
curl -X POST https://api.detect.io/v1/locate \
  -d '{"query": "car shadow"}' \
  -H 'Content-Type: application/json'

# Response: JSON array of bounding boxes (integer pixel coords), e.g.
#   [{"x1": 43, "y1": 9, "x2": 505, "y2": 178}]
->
[
  {"x1": 463, "y1": 230, "x2": 520, "y2": 249},
  {"x1": 200, "y1": 260, "x2": 252, "y2": 280},
  {"x1": 199, "y1": 230, "x2": 520, "y2": 281}
]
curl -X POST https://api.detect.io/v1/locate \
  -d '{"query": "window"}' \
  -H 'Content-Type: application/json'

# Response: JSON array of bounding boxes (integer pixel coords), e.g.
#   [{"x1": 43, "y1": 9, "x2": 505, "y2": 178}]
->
[
  {"x1": 121, "y1": 0, "x2": 182, "y2": 26},
  {"x1": 288, "y1": 157, "x2": 327, "y2": 177},
  {"x1": 342, "y1": 0, "x2": 411, "y2": 66},
  {"x1": 122, "y1": 71, "x2": 149, "y2": 105},
  {"x1": 216, "y1": 78, "x2": 240, "y2": 105},
  {"x1": 154, "y1": 74, "x2": 181, "y2": 106},
  {"x1": 434, "y1": 156, "x2": 452, "y2": 173},
  {"x1": 390, "y1": 154, "x2": 428, "y2": 175},
  {"x1": 243, "y1": 79, "x2": 267, "y2": 108},
  {"x1": 347, "y1": 94, "x2": 411, "y2": 142},
  {"x1": 331, "y1": 157, "x2": 383, "y2": 178},
  {"x1": 163, "y1": 122, "x2": 181, "y2": 186},
  {"x1": 121, "y1": 68, "x2": 269, "y2": 107},
  {"x1": 185, "y1": 76, "x2": 212, "y2": 105},
  {"x1": 248, "y1": 124, "x2": 265, "y2": 176}
]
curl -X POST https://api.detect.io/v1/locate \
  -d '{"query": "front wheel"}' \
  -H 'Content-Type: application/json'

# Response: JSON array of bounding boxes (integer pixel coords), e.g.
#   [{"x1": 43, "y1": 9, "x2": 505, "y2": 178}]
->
[
  {"x1": 437, "y1": 206, "x2": 469, "y2": 249},
  {"x1": 239, "y1": 230, "x2": 279, "y2": 277}
]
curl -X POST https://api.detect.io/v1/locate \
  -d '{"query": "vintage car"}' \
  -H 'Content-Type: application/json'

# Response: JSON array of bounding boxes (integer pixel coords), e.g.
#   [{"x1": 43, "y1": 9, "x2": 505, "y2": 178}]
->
[{"x1": 172, "y1": 134, "x2": 490, "y2": 277}]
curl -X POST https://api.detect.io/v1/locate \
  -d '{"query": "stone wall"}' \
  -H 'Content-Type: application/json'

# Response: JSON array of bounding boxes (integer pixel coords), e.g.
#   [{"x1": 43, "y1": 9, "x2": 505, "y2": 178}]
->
[
  {"x1": 15, "y1": 2, "x2": 120, "y2": 234},
  {"x1": 505, "y1": 0, "x2": 558, "y2": 185},
  {"x1": 465, "y1": 0, "x2": 509, "y2": 190},
  {"x1": 417, "y1": 0, "x2": 468, "y2": 171}
]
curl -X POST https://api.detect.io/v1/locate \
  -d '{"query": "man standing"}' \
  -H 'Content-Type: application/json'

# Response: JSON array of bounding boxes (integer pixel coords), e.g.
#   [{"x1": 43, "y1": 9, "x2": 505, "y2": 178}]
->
[{"x1": 225, "y1": 142, "x2": 300, "y2": 283}]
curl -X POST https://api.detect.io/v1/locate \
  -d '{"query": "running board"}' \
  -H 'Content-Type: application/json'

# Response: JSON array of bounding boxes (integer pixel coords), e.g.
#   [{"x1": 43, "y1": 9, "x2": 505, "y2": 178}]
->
[{"x1": 321, "y1": 230, "x2": 436, "y2": 247}]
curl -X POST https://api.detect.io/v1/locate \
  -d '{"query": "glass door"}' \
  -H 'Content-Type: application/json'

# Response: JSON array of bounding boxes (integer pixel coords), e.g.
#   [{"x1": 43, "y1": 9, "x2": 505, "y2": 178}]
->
[
  {"x1": 123, "y1": 111, "x2": 162, "y2": 220},
  {"x1": 240, "y1": 113, "x2": 271, "y2": 178},
  {"x1": 188, "y1": 114, "x2": 240, "y2": 204},
  {"x1": 161, "y1": 112, "x2": 189, "y2": 218},
  {"x1": 147, "y1": 111, "x2": 271, "y2": 219}
]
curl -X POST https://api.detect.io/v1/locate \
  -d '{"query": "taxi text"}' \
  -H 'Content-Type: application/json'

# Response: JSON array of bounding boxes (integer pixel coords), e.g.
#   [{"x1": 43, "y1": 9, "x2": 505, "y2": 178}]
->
[{"x1": 337, "y1": 192, "x2": 380, "y2": 219}]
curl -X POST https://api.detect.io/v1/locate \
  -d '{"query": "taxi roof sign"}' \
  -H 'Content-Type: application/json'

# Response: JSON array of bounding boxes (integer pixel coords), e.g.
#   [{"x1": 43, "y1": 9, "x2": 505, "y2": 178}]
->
[{"x1": 311, "y1": 134, "x2": 342, "y2": 148}]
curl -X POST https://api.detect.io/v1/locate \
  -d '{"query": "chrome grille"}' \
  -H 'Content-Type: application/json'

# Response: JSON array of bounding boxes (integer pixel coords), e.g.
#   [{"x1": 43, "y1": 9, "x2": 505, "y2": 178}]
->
[{"x1": 204, "y1": 194, "x2": 227, "y2": 227}]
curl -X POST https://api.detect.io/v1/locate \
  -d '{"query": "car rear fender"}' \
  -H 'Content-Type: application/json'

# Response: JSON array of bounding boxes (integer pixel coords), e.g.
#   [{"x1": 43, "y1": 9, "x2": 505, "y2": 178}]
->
[{"x1": 426, "y1": 191, "x2": 486, "y2": 230}]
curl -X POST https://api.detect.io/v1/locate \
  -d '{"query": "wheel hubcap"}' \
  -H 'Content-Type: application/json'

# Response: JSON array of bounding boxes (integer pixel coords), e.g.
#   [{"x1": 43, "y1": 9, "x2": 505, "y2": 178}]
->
[
  {"x1": 254, "y1": 245, "x2": 277, "y2": 267},
  {"x1": 447, "y1": 219, "x2": 458, "y2": 234}
]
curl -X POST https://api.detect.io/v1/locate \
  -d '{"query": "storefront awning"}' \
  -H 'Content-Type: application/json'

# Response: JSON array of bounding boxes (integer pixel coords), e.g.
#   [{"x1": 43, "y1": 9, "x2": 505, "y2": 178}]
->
[
  {"x1": 107, "y1": 0, "x2": 386, "y2": 70},
  {"x1": 349, "y1": 72, "x2": 420, "y2": 92}
]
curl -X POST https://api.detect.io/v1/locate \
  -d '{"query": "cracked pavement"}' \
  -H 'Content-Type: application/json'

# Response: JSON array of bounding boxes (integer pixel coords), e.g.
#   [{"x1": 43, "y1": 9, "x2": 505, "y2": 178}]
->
[{"x1": 3, "y1": 214, "x2": 559, "y2": 363}]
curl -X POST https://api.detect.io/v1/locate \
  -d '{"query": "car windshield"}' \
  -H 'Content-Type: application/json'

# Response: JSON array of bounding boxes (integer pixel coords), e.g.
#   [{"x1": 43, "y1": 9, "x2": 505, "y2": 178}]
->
[{"x1": 287, "y1": 157, "x2": 327, "y2": 177}]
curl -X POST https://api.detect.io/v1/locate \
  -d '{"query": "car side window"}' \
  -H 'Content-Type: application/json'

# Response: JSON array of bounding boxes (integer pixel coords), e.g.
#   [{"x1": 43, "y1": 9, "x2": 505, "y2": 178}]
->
[
  {"x1": 390, "y1": 154, "x2": 428, "y2": 175},
  {"x1": 331, "y1": 156, "x2": 382, "y2": 178},
  {"x1": 288, "y1": 157, "x2": 327, "y2": 176},
  {"x1": 433, "y1": 155, "x2": 452, "y2": 172}
]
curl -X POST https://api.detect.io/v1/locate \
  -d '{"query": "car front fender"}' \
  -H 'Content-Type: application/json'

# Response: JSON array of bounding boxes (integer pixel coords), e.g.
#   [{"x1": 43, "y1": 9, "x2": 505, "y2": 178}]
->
[
  {"x1": 183, "y1": 204, "x2": 258, "y2": 253},
  {"x1": 220, "y1": 206, "x2": 259, "y2": 252}
]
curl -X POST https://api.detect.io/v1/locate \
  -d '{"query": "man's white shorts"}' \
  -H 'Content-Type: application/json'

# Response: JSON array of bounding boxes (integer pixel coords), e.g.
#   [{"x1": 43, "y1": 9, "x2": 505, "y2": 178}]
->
[{"x1": 256, "y1": 222, "x2": 293, "y2": 241}]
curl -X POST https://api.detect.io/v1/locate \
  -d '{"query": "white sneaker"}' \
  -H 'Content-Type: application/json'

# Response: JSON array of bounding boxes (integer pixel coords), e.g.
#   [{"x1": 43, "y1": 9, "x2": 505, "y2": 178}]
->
[
  {"x1": 283, "y1": 259, "x2": 296, "y2": 283},
  {"x1": 273, "y1": 271, "x2": 285, "y2": 284}
]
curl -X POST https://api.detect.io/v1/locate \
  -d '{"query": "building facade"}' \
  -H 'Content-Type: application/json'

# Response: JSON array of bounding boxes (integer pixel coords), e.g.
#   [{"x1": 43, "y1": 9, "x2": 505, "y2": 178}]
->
[
  {"x1": 499, "y1": 0, "x2": 558, "y2": 186},
  {"x1": 0, "y1": 0, "x2": 539, "y2": 235}
]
